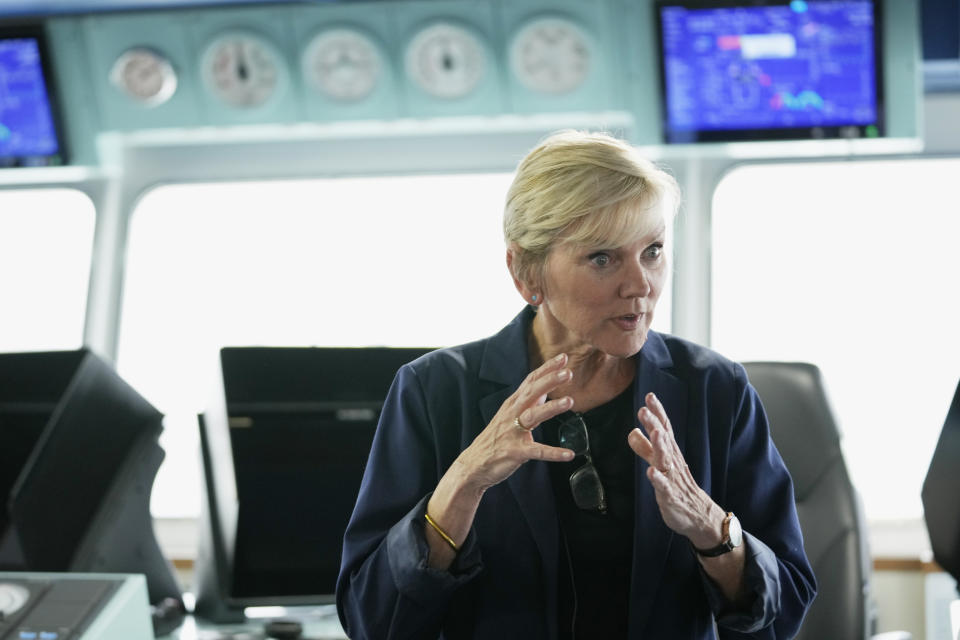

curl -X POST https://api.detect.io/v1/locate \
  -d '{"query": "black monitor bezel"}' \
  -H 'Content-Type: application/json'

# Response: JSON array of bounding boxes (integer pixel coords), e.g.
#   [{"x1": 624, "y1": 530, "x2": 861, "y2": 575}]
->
[
  {"x1": 194, "y1": 346, "x2": 434, "y2": 621},
  {"x1": 0, "y1": 21, "x2": 69, "y2": 167},
  {"x1": 653, "y1": 0, "x2": 886, "y2": 143}
]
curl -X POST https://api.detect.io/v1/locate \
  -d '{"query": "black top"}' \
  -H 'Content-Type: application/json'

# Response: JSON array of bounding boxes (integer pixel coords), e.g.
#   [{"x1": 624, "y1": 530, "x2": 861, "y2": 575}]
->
[{"x1": 544, "y1": 386, "x2": 637, "y2": 639}]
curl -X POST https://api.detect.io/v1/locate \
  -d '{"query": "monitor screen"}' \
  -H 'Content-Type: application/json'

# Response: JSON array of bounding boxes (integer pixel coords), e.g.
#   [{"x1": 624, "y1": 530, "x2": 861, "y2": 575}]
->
[
  {"x1": 229, "y1": 410, "x2": 379, "y2": 600},
  {"x1": 655, "y1": 0, "x2": 884, "y2": 143},
  {"x1": 0, "y1": 25, "x2": 66, "y2": 167},
  {"x1": 194, "y1": 346, "x2": 433, "y2": 621}
]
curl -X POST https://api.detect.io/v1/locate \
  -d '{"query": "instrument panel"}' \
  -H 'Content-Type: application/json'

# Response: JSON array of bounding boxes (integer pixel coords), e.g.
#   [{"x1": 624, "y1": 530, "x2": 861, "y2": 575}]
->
[
  {"x1": 0, "y1": 573, "x2": 154, "y2": 640},
  {"x1": 65, "y1": 0, "x2": 622, "y2": 134},
  {"x1": 34, "y1": 0, "x2": 923, "y2": 165}
]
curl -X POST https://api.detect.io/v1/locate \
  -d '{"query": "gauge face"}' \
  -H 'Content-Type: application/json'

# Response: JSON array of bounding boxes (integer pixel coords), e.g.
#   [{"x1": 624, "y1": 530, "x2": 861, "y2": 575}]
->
[
  {"x1": 510, "y1": 16, "x2": 591, "y2": 95},
  {"x1": 0, "y1": 582, "x2": 30, "y2": 616},
  {"x1": 201, "y1": 32, "x2": 282, "y2": 108},
  {"x1": 405, "y1": 22, "x2": 486, "y2": 100},
  {"x1": 302, "y1": 28, "x2": 382, "y2": 102},
  {"x1": 110, "y1": 47, "x2": 177, "y2": 106}
]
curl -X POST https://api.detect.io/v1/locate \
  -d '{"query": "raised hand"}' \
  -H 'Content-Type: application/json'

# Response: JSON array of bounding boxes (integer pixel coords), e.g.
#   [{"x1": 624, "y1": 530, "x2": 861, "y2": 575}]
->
[
  {"x1": 425, "y1": 352, "x2": 577, "y2": 568},
  {"x1": 627, "y1": 392, "x2": 725, "y2": 550},
  {"x1": 458, "y1": 352, "x2": 576, "y2": 494}
]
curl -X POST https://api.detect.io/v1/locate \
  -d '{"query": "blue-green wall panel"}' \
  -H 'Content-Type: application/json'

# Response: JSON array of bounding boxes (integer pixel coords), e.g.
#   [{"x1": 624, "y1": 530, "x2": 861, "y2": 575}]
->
[
  {"x1": 82, "y1": 12, "x2": 203, "y2": 131},
  {"x1": 621, "y1": 0, "x2": 663, "y2": 145},
  {"x1": 289, "y1": 5, "x2": 400, "y2": 123},
  {"x1": 45, "y1": 19, "x2": 99, "y2": 165},
  {"x1": 497, "y1": 0, "x2": 614, "y2": 115},
  {"x1": 393, "y1": 1, "x2": 504, "y2": 118},
  {"x1": 882, "y1": 0, "x2": 923, "y2": 138},
  {"x1": 185, "y1": 6, "x2": 301, "y2": 125}
]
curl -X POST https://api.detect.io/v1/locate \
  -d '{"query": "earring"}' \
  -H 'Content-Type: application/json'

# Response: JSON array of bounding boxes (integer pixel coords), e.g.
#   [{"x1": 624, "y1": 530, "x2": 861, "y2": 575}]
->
[{"x1": 531, "y1": 294, "x2": 538, "y2": 304}]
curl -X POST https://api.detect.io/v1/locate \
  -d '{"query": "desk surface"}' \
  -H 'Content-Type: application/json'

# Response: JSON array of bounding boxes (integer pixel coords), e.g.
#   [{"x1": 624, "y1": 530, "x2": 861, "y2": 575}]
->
[{"x1": 161, "y1": 607, "x2": 347, "y2": 640}]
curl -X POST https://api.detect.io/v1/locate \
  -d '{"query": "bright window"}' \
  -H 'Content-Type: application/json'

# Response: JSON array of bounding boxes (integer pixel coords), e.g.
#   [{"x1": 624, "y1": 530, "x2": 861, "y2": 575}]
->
[
  {"x1": 712, "y1": 158, "x2": 960, "y2": 521},
  {"x1": 117, "y1": 174, "x2": 674, "y2": 517},
  {"x1": 0, "y1": 189, "x2": 95, "y2": 352}
]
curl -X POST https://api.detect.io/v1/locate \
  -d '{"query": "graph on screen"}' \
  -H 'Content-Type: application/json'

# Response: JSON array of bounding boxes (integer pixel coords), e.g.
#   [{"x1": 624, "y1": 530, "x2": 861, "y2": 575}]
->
[
  {"x1": 657, "y1": 0, "x2": 883, "y2": 143},
  {"x1": 0, "y1": 33, "x2": 63, "y2": 166}
]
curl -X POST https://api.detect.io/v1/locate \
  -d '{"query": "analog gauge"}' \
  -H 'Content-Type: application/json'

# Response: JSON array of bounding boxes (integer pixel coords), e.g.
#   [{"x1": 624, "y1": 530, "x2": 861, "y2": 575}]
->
[
  {"x1": 509, "y1": 16, "x2": 591, "y2": 94},
  {"x1": 405, "y1": 22, "x2": 486, "y2": 99},
  {"x1": 110, "y1": 47, "x2": 177, "y2": 106},
  {"x1": 201, "y1": 31, "x2": 282, "y2": 108},
  {"x1": 302, "y1": 28, "x2": 382, "y2": 101}
]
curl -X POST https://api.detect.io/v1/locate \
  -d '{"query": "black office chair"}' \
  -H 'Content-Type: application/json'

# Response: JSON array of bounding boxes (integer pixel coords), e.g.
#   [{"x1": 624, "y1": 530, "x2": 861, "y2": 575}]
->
[{"x1": 742, "y1": 362, "x2": 910, "y2": 640}]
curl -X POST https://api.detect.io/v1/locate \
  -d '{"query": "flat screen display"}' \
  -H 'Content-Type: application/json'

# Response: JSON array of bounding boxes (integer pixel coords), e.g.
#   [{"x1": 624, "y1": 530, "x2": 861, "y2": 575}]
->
[
  {"x1": 656, "y1": 0, "x2": 884, "y2": 143},
  {"x1": 194, "y1": 346, "x2": 434, "y2": 620},
  {"x1": 0, "y1": 26, "x2": 65, "y2": 167}
]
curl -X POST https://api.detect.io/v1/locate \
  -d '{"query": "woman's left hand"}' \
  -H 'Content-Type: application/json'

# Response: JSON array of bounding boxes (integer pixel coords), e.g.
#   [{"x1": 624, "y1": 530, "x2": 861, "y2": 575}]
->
[{"x1": 627, "y1": 392, "x2": 726, "y2": 551}]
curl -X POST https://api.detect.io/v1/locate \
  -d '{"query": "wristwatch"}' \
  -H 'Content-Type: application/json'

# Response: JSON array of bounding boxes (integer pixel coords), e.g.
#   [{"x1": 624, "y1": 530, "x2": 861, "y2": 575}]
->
[{"x1": 695, "y1": 512, "x2": 743, "y2": 557}]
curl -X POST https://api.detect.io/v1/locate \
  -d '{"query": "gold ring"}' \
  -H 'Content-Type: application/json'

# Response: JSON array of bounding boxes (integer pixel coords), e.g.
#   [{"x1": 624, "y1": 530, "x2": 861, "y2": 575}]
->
[{"x1": 513, "y1": 416, "x2": 530, "y2": 431}]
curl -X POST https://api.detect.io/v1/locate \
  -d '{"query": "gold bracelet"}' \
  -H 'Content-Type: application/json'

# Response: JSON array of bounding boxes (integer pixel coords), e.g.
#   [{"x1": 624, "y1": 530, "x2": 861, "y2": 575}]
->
[{"x1": 424, "y1": 511, "x2": 459, "y2": 552}]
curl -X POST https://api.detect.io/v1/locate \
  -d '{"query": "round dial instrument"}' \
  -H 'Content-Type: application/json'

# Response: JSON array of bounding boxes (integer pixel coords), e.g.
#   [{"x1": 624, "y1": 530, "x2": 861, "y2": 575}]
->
[
  {"x1": 110, "y1": 47, "x2": 177, "y2": 106},
  {"x1": 405, "y1": 22, "x2": 486, "y2": 99},
  {"x1": 302, "y1": 27, "x2": 382, "y2": 101},
  {"x1": 509, "y1": 16, "x2": 592, "y2": 94},
  {"x1": 0, "y1": 582, "x2": 30, "y2": 617},
  {"x1": 201, "y1": 31, "x2": 282, "y2": 108}
]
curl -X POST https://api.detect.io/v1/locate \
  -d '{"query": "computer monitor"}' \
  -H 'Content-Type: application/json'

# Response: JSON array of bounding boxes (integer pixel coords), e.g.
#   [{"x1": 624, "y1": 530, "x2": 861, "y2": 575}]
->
[
  {"x1": 0, "y1": 349, "x2": 182, "y2": 612},
  {"x1": 0, "y1": 23, "x2": 67, "y2": 167},
  {"x1": 655, "y1": 0, "x2": 884, "y2": 143},
  {"x1": 922, "y1": 376, "x2": 960, "y2": 587},
  {"x1": 194, "y1": 346, "x2": 433, "y2": 623}
]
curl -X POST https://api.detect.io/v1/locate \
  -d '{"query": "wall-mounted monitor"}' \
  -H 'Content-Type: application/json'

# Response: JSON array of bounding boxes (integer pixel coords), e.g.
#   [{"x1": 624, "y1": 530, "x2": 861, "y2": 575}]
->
[
  {"x1": 655, "y1": 0, "x2": 884, "y2": 143},
  {"x1": 0, "y1": 24, "x2": 66, "y2": 167}
]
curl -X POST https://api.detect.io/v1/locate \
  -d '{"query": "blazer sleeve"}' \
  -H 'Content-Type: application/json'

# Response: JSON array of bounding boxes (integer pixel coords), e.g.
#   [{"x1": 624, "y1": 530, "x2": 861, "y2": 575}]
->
[
  {"x1": 335, "y1": 364, "x2": 483, "y2": 640},
  {"x1": 702, "y1": 363, "x2": 817, "y2": 638}
]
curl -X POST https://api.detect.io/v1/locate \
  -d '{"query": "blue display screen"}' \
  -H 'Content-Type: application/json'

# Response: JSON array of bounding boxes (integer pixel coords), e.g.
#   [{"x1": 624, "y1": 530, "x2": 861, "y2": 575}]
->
[
  {"x1": 657, "y1": 0, "x2": 883, "y2": 143},
  {"x1": 0, "y1": 33, "x2": 63, "y2": 167}
]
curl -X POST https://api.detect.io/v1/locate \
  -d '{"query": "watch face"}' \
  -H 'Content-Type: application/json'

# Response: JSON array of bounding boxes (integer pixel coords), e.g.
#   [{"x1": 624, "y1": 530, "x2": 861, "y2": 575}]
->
[
  {"x1": 405, "y1": 22, "x2": 486, "y2": 99},
  {"x1": 727, "y1": 514, "x2": 743, "y2": 547},
  {"x1": 201, "y1": 32, "x2": 282, "y2": 108},
  {"x1": 302, "y1": 28, "x2": 382, "y2": 101},
  {"x1": 110, "y1": 47, "x2": 177, "y2": 106},
  {"x1": 509, "y1": 16, "x2": 591, "y2": 94}
]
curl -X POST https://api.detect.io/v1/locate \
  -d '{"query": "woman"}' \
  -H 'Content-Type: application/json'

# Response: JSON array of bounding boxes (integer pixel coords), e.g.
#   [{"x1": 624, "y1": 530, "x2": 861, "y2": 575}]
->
[{"x1": 336, "y1": 131, "x2": 815, "y2": 639}]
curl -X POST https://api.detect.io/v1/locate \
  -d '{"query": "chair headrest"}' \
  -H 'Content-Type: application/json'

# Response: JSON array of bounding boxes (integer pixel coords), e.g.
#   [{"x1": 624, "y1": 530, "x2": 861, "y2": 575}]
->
[{"x1": 742, "y1": 362, "x2": 844, "y2": 501}]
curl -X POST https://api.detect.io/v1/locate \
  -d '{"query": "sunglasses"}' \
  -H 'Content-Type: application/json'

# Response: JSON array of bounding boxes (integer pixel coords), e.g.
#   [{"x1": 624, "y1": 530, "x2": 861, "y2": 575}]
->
[{"x1": 558, "y1": 413, "x2": 608, "y2": 514}]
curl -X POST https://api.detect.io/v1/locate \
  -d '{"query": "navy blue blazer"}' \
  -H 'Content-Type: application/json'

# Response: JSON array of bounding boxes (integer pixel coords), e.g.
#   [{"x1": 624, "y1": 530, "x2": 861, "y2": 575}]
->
[{"x1": 337, "y1": 307, "x2": 816, "y2": 639}]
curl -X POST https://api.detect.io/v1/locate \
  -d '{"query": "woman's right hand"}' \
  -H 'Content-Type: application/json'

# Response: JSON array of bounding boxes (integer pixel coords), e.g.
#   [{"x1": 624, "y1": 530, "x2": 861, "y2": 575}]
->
[
  {"x1": 425, "y1": 352, "x2": 575, "y2": 569},
  {"x1": 457, "y1": 352, "x2": 576, "y2": 494}
]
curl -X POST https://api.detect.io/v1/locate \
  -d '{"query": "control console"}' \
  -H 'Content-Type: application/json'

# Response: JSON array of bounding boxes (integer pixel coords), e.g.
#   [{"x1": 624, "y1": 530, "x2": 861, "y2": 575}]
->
[{"x1": 0, "y1": 573, "x2": 154, "y2": 640}]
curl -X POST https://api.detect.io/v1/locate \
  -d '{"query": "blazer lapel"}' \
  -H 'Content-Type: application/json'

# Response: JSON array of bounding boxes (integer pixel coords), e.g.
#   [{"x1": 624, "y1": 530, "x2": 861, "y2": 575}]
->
[
  {"x1": 478, "y1": 307, "x2": 559, "y2": 638},
  {"x1": 628, "y1": 332, "x2": 688, "y2": 638},
  {"x1": 479, "y1": 390, "x2": 560, "y2": 577}
]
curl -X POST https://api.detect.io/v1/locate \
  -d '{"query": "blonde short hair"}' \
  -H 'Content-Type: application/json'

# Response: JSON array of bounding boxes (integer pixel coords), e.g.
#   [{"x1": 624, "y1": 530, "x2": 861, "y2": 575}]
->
[{"x1": 504, "y1": 130, "x2": 680, "y2": 287}]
